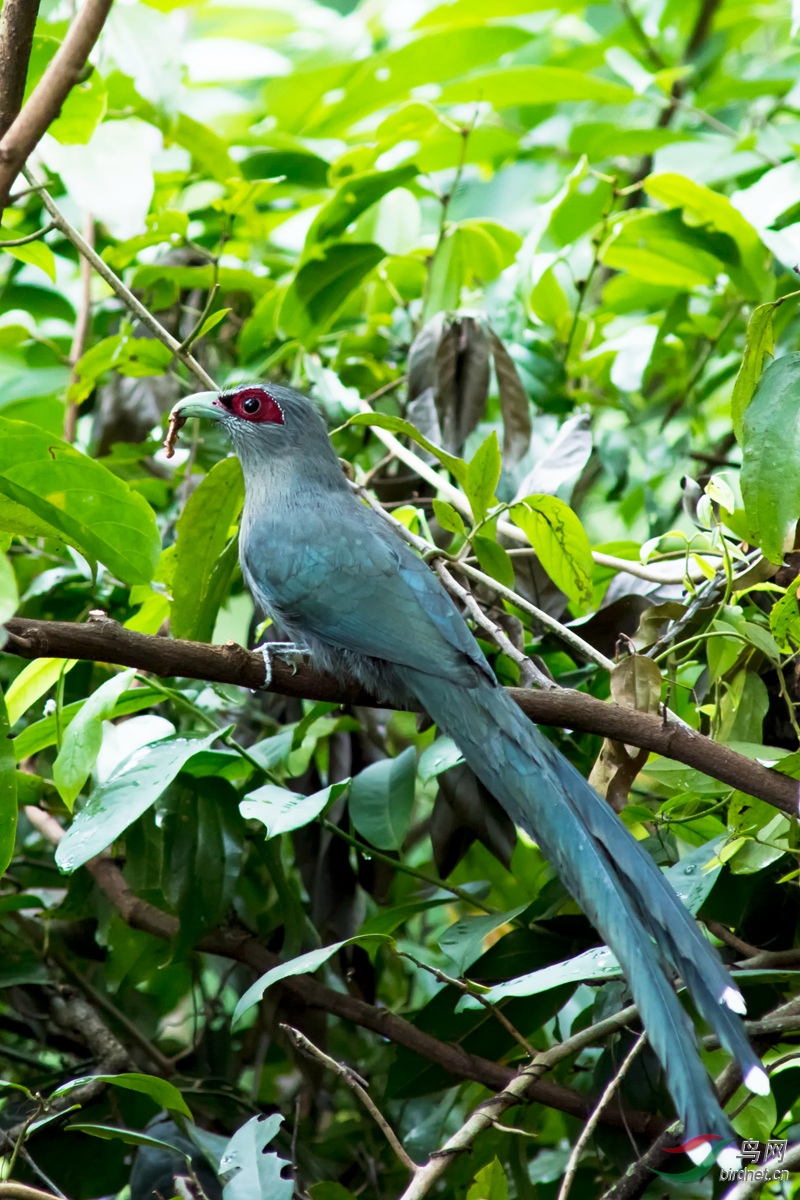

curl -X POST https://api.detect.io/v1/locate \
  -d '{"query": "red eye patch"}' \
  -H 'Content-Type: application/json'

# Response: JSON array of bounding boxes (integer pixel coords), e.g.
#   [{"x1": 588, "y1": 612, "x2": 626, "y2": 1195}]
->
[{"x1": 224, "y1": 387, "x2": 285, "y2": 425}]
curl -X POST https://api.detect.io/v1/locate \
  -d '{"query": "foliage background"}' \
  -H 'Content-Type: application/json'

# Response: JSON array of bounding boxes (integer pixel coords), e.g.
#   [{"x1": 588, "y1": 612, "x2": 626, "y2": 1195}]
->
[{"x1": 4, "y1": 0, "x2": 800, "y2": 1196}]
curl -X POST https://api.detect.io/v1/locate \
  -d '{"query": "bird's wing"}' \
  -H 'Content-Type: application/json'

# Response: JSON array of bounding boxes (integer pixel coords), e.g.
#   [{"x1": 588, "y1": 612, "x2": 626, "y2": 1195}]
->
[{"x1": 241, "y1": 501, "x2": 493, "y2": 686}]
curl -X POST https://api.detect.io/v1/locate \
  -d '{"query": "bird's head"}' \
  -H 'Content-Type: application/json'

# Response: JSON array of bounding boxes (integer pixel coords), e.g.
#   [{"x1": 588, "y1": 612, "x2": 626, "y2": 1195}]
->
[{"x1": 167, "y1": 382, "x2": 339, "y2": 481}]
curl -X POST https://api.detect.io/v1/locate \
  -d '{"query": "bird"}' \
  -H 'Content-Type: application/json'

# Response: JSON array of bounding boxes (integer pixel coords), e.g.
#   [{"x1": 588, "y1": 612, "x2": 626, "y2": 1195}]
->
[{"x1": 169, "y1": 382, "x2": 768, "y2": 1164}]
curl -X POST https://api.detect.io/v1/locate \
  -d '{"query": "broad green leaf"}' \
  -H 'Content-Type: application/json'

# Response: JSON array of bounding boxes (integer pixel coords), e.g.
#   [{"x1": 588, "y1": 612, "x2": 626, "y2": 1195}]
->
[
  {"x1": 438, "y1": 65, "x2": 632, "y2": 108},
  {"x1": 349, "y1": 746, "x2": 416, "y2": 851},
  {"x1": 0, "y1": 553, "x2": 18, "y2": 624},
  {"x1": 52, "y1": 1072, "x2": 191, "y2": 1117},
  {"x1": 309, "y1": 1185, "x2": 358, "y2": 1200},
  {"x1": 232, "y1": 936, "x2": 388, "y2": 1027},
  {"x1": 601, "y1": 209, "x2": 733, "y2": 289},
  {"x1": 52, "y1": 670, "x2": 136, "y2": 810},
  {"x1": 770, "y1": 584, "x2": 800, "y2": 652},
  {"x1": 465, "y1": 432, "x2": 501, "y2": 521},
  {"x1": 12, "y1": 687, "x2": 162, "y2": 760},
  {"x1": 131, "y1": 265, "x2": 270, "y2": 299},
  {"x1": 303, "y1": 25, "x2": 533, "y2": 136},
  {"x1": 171, "y1": 457, "x2": 244, "y2": 642},
  {"x1": 346, "y1": 412, "x2": 467, "y2": 482},
  {"x1": 644, "y1": 173, "x2": 769, "y2": 299},
  {"x1": 457, "y1": 945, "x2": 621, "y2": 1009},
  {"x1": 220, "y1": 1114, "x2": 292, "y2": 1200},
  {"x1": 467, "y1": 1159, "x2": 509, "y2": 1200},
  {"x1": 240, "y1": 780, "x2": 349, "y2": 838},
  {"x1": 665, "y1": 838, "x2": 723, "y2": 911},
  {"x1": 280, "y1": 243, "x2": 385, "y2": 342},
  {"x1": 0, "y1": 686, "x2": 16, "y2": 877},
  {"x1": 55, "y1": 728, "x2": 223, "y2": 873},
  {"x1": 439, "y1": 905, "x2": 527, "y2": 974},
  {"x1": 509, "y1": 495, "x2": 593, "y2": 606},
  {"x1": 432, "y1": 499, "x2": 466, "y2": 538},
  {"x1": 0, "y1": 227, "x2": 56, "y2": 281},
  {"x1": 473, "y1": 535, "x2": 516, "y2": 589},
  {"x1": 24, "y1": 37, "x2": 106, "y2": 144},
  {"x1": 307, "y1": 164, "x2": 418, "y2": 246},
  {"x1": 426, "y1": 221, "x2": 521, "y2": 317},
  {"x1": 731, "y1": 301, "x2": 775, "y2": 442},
  {"x1": 0, "y1": 494, "x2": 65, "y2": 542},
  {"x1": 741, "y1": 353, "x2": 800, "y2": 564},
  {"x1": 65, "y1": 1124, "x2": 189, "y2": 1152},
  {"x1": 0, "y1": 417, "x2": 160, "y2": 584},
  {"x1": 102, "y1": 211, "x2": 190, "y2": 270},
  {"x1": 419, "y1": 736, "x2": 463, "y2": 782},
  {"x1": 6, "y1": 657, "x2": 77, "y2": 727}
]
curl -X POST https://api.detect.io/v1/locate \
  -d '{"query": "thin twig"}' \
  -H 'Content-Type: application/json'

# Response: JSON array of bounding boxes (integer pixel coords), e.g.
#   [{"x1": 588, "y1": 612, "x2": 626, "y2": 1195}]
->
[
  {"x1": 557, "y1": 1035, "x2": 647, "y2": 1200},
  {"x1": 64, "y1": 209, "x2": 94, "y2": 442},
  {"x1": 178, "y1": 281, "x2": 219, "y2": 353},
  {"x1": 0, "y1": 220, "x2": 53, "y2": 246},
  {"x1": 436, "y1": 560, "x2": 553, "y2": 689},
  {"x1": 397, "y1": 950, "x2": 538, "y2": 1058},
  {"x1": 280, "y1": 1024, "x2": 417, "y2": 1173},
  {"x1": 22, "y1": 168, "x2": 217, "y2": 391}
]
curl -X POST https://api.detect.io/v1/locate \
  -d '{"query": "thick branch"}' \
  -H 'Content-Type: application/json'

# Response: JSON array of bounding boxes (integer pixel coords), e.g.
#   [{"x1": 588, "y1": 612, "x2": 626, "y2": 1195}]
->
[
  {"x1": 0, "y1": 0, "x2": 114, "y2": 207},
  {"x1": 4, "y1": 615, "x2": 798, "y2": 814},
  {"x1": 45, "y1": 844, "x2": 661, "y2": 1137},
  {"x1": 0, "y1": 0, "x2": 40, "y2": 139}
]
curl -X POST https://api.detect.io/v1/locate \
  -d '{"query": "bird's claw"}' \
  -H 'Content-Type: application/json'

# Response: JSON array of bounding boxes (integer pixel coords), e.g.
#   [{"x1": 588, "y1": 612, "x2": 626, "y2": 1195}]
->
[{"x1": 255, "y1": 642, "x2": 308, "y2": 690}]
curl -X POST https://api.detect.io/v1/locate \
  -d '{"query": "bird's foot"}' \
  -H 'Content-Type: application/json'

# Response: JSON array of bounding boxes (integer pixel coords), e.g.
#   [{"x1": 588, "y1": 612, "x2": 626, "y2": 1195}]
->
[{"x1": 255, "y1": 642, "x2": 308, "y2": 689}]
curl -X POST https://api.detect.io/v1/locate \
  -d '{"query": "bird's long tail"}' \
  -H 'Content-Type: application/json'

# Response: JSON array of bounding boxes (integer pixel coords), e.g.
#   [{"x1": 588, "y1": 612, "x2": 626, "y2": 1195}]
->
[{"x1": 399, "y1": 668, "x2": 768, "y2": 1145}]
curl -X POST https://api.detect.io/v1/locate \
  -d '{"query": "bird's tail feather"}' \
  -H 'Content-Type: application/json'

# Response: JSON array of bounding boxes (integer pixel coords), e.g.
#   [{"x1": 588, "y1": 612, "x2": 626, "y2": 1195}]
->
[{"x1": 401, "y1": 668, "x2": 766, "y2": 1140}]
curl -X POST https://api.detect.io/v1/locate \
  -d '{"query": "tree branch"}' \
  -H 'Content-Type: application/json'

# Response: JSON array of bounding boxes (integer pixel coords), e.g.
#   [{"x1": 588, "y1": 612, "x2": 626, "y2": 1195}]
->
[
  {"x1": 26, "y1": 811, "x2": 663, "y2": 1137},
  {"x1": 0, "y1": 0, "x2": 40, "y2": 141},
  {"x1": 4, "y1": 615, "x2": 798, "y2": 813},
  {"x1": 0, "y1": 0, "x2": 115, "y2": 208}
]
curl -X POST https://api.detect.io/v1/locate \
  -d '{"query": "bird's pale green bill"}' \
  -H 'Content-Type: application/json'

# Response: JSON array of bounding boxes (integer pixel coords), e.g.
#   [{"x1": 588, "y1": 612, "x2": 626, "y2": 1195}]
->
[{"x1": 164, "y1": 390, "x2": 221, "y2": 458}]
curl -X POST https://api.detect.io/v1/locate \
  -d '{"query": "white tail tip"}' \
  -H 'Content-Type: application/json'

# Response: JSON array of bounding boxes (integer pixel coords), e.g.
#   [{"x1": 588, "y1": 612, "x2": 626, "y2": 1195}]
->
[
  {"x1": 745, "y1": 1065, "x2": 771, "y2": 1095},
  {"x1": 718, "y1": 1145, "x2": 742, "y2": 1172},
  {"x1": 687, "y1": 1140, "x2": 714, "y2": 1165},
  {"x1": 721, "y1": 986, "x2": 747, "y2": 1015}
]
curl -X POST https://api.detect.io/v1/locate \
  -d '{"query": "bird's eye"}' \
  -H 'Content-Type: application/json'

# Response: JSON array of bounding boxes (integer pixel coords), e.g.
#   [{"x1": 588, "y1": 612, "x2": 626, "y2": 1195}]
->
[{"x1": 242, "y1": 396, "x2": 261, "y2": 414}]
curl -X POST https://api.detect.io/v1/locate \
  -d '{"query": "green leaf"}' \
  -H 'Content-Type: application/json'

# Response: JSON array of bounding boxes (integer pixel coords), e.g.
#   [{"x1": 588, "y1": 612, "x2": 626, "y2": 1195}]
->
[
  {"x1": 664, "y1": 838, "x2": 723, "y2": 912},
  {"x1": 438, "y1": 65, "x2": 632, "y2": 108},
  {"x1": 0, "y1": 685, "x2": 16, "y2": 877},
  {"x1": 465, "y1": 432, "x2": 501, "y2": 522},
  {"x1": 473, "y1": 535, "x2": 516, "y2": 589},
  {"x1": 349, "y1": 746, "x2": 416, "y2": 851},
  {"x1": 232, "y1": 937, "x2": 388, "y2": 1027},
  {"x1": 309, "y1": 1185, "x2": 358, "y2": 1200},
  {"x1": 644, "y1": 172, "x2": 769, "y2": 300},
  {"x1": 432, "y1": 499, "x2": 466, "y2": 538},
  {"x1": 0, "y1": 227, "x2": 56, "y2": 281},
  {"x1": 307, "y1": 164, "x2": 418, "y2": 245},
  {"x1": 509, "y1": 495, "x2": 593, "y2": 606},
  {"x1": 418, "y1": 736, "x2": 463, "y2": 782},
  {"x1": 770, "y1": 584, "x2": 800, "y2": 652},
  {"x1": 280, "y1": 243, "x2": 385, "y2": 342},
  {"x1": 439, "y1": 905, "x2": 527, "y2": 974},
  {"x1": 52, "y1": 670, "x2": 136, "y2": 810},
  {"x1": 457, "y1": 945, "x2": 622, "y2": 1009},
  {"x1": 55, "y1": 728, "x2": 223, "y2": 873},
  {"x1": 426, "y1": 221, "x2": 521, "y2": 317},
  {"x1": 52, "y1": 1072, "x2": 191, "y2": 1117},
  {"x1": 346, "y1": 412, "x2": 467, "y2": 483},
  {"x1": 240, "y1": 780, "x2": 349, "y2": 838},
  {"x1": 12, "y1": 687, "x2": 162, "y2": 760},
  {"x1": 731, "y1": 302, "x2": 775, "y2": 442},
  {"x1": 601, "y1": 209, "x2": 733, "y2": 289},
  {"x1": 171, "y1": 457, "x2": 244, "y2": 642},
  {"x1": 219, "y1": 1113, "x2": 293, "y2": 1200},
  {"x1": 467, "y1": 1159, "x2": 509, "y2": 1200},
  {"x1": 6, "y1": 657, "x2": 77, "y2": 726},
  {"x1": 65, "y1": 1124, "x2": 189, "y2": 1152},
  {"x1": 0, "y1": 553, "x2": 18, "y2": 625},
  {"x1": 101, "y1": 211, "x2": 190, "y2": 270},
  {"x1": 741, "y1": 353, "x2": 800, "y2": 564},
  {"x1": 0, "y1": 416, "x2": 160, "y2": 584}
]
